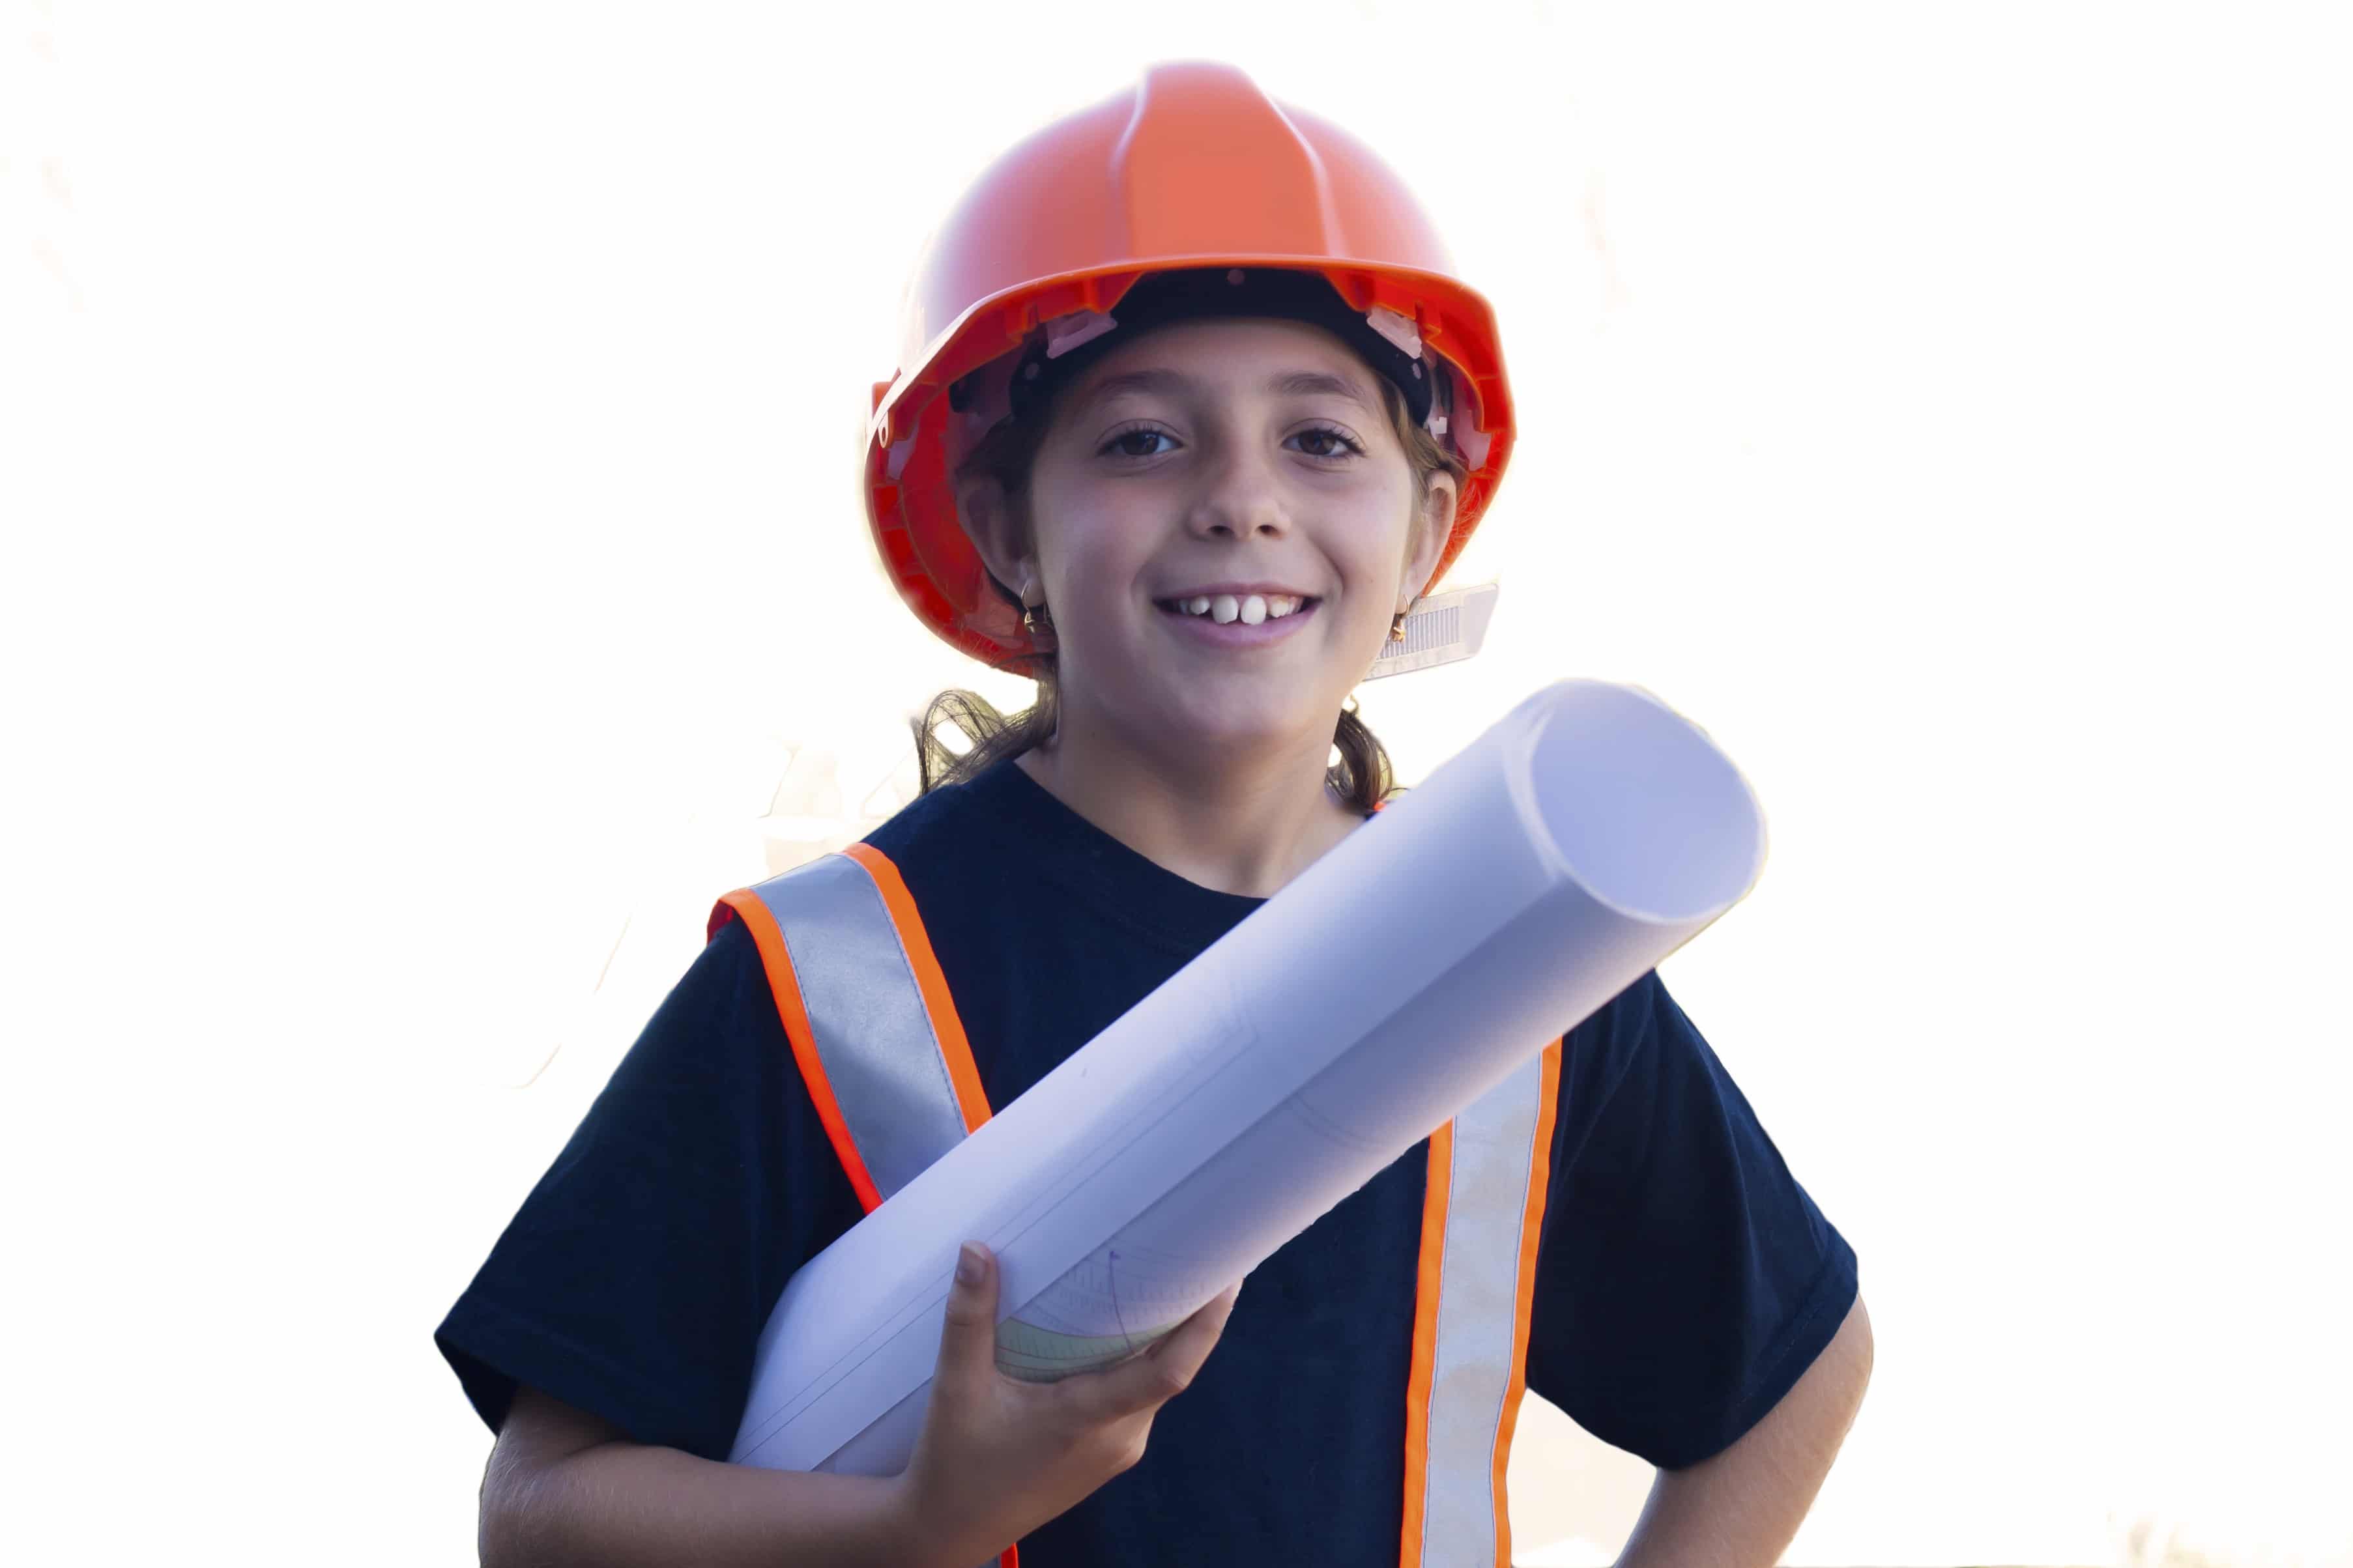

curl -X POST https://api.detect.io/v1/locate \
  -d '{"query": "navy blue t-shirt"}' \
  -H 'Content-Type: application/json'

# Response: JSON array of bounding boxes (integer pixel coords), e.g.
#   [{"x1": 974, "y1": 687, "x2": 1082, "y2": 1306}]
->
[{"x1": 437, "y1": 756, "x2": 1857, "y2": 1561}]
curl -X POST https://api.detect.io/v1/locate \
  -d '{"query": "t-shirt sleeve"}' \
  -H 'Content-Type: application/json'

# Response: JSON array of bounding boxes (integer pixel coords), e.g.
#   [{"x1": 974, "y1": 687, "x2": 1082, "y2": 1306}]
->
[
  {"x1": 1523, "y1": 972, "x2": 1858, "y2": 1470},
  {"x1": 433, "y1": 917, "x2": 865, "y2": 1461}
]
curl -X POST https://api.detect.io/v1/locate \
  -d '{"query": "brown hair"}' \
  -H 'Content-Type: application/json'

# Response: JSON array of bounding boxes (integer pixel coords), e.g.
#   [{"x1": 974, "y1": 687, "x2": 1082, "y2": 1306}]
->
[{"x1": 913, "y1": 370, "x2": 1467, "y2": 816}]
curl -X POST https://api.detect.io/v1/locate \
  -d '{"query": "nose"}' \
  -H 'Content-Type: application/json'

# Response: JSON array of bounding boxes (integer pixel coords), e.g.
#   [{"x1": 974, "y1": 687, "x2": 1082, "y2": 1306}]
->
[{"x1": 1185, "y1": 438, "x2": 1291, "y2": 542}]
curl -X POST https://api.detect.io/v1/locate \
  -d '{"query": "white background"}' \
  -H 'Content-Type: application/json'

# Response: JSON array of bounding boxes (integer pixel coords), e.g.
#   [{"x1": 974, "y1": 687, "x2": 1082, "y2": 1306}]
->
[{"x1": 6, "y1": 2, "x2": 2348, "y2": 1563}]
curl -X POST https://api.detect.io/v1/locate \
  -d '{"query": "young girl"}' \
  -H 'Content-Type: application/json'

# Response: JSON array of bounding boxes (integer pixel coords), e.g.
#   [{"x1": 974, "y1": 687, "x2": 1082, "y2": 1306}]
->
[{"x1": 438, "y1": 61, "x2": 1871, "y2": 1568}]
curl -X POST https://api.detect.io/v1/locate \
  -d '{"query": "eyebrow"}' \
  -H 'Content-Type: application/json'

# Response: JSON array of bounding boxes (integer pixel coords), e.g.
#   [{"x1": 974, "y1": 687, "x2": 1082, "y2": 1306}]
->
[
  {"x1": 1269, "y1": 369, "x2": 1377, "y2": 409},
  {"x1": 1082, "y1": 366, "x2": 1379, "y2": 412}
]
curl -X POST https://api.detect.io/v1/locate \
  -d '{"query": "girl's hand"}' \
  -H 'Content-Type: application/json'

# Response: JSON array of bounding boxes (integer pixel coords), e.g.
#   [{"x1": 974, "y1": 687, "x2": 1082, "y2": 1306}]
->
[{"x1": 891, "y1": 1241, "x2": 1240, "y2": 1568}]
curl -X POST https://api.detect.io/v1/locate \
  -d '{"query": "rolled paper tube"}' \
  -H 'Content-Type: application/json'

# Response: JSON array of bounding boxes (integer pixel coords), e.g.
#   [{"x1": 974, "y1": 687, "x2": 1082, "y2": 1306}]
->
[{"x1": 730, "y1": 679, "x2": 1768, "y2": 1474}]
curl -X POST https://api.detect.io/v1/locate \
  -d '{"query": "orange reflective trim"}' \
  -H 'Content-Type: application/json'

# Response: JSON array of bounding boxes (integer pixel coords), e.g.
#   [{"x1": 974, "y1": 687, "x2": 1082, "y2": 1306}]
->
[
  {"x1": 840, "y1": 842, "x2": 994, "y2": 1134},
  {"x1": 1490, "y1": 1040, "x2": 1563, "y2": 1568},
  {"x1": 715, "y1": 888, "x2": 886, "y2": 1214},
  {"x1": 818, "y1": 848, "x2": 1007, "y2": 1565},
  {"x1": 1398, "y1": 1119, "x2": 1455, "y2": 1568}
]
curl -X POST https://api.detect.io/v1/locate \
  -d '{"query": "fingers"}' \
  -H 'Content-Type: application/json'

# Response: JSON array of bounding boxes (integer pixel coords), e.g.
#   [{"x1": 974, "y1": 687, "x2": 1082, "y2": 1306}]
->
[
  {"x1": 1150, "y1": 1283, "x2": 1241, "y2": 1371},
  {"x1": 934, "y1": 1242, "x2": 1002, "y2": 1390},
  {"x1": 1075, "y1": 1284, "x2": 1241, "y2": 1418}
]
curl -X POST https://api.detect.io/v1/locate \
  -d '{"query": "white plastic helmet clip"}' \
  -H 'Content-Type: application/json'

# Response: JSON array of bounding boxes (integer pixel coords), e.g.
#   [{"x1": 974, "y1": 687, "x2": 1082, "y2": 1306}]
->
[
  {"x1": 1044, "y1": 309, "x2": 1119, "y2": 360},
  {"x1": 1362, "y1": 582, "x2": 1501, "y2": 681},
  {"x1": 1433, "y1": 360, "x2": 1492, "y2": 469},
  {"x1": 1364, "y1": 305, "x2": 1423, "y2": 361}
]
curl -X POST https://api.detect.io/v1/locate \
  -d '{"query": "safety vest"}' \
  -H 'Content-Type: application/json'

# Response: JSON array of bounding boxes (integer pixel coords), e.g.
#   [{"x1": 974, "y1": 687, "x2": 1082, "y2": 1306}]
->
[{"x1": 711, "y1": 843, "x2": 1563, "y2": 1568}]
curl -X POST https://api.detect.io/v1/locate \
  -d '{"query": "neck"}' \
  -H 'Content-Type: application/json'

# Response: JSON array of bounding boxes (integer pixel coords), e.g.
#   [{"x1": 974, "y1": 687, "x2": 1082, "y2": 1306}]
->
[{"x1": 1015, "y1": 693, "x2": 1364, "y2": 899}]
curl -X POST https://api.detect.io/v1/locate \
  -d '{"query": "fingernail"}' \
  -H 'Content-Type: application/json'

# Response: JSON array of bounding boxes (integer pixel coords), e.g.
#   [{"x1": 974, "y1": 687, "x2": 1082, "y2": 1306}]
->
[{"x1": 956, "y1": 1243, "x2": 984, "y2": 1285}]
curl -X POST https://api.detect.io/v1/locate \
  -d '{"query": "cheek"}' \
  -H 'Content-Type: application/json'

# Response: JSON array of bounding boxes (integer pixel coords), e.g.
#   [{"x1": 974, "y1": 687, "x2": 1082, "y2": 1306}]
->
[
  {"x1": 1333, "y1": 487, "x2": 1421, "y2": 597},
  {"x1": 1028, "y1": 491, "x2": 1150, "y2": 618}
]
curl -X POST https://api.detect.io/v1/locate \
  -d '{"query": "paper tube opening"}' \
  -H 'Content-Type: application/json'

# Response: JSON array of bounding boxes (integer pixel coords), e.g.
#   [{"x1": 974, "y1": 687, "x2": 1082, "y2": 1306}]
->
[{"x1": 1525, "y1": 683, "x2": 1766, "y2": 924}]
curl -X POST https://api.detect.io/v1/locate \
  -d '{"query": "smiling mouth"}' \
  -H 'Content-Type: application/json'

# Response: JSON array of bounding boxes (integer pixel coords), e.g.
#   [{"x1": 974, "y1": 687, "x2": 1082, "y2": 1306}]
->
[{"x1": 1152, "y1": 592, "x2": 1317, "y2": 627}]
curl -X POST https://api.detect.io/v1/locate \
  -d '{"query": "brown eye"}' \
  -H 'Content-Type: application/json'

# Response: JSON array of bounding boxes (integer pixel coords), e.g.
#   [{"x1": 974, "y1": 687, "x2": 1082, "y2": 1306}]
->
[
  {"x1": 1290, "y1": 425, "x2": 1363, "y2": 460},
  {"x1": 1102, "y1": 428, "x2": 1176, "y2": 459}
]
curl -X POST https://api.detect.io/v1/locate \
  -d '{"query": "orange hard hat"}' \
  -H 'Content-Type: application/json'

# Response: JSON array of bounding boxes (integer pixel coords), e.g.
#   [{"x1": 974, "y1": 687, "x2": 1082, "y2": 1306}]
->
[{"x1": 865, "y1": 60, "x2": 1516, "y2": 668}]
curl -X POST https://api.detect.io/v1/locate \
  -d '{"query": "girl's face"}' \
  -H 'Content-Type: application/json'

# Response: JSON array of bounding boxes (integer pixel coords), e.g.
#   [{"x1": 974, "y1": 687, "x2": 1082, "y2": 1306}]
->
[{"x1": 983, "y1": 317, "x2": 1454, "y2": 770}]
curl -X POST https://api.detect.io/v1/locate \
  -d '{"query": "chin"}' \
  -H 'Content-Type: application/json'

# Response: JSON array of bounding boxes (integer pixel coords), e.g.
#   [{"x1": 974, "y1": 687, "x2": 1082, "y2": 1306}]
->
[{"x1": 1146, "y1": 683, "x2": 1330, "y2": 763}]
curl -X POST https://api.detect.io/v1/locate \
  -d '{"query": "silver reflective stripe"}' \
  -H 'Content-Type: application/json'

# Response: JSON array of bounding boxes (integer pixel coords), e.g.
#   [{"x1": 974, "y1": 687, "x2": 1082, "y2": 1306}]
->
[
  {"x1": 1417, "y1": 1051, "x2": 1550, "y2": 1568},
  {"x1": 746, "y1": 855, "x2": 1003, "y2": 1568},
  {"x1": 745, "y1": 853, "x2": 969, "y2": 1203}
]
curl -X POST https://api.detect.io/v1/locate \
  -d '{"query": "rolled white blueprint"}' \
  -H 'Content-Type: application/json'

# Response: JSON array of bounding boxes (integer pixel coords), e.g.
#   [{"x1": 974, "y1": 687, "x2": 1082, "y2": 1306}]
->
[{"x1": 730, "y1": 679, "x2": 1767, "y2": 1475}]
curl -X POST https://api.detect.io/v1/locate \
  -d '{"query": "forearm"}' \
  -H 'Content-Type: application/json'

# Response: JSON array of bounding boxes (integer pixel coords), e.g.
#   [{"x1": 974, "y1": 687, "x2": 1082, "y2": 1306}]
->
[
  {"x1": 1615, "y1": 1294, "x2": 1873, "y2": 1568},
  {"x1": 486, "y1": 1441, "x2": 938, "y2": 1568}
]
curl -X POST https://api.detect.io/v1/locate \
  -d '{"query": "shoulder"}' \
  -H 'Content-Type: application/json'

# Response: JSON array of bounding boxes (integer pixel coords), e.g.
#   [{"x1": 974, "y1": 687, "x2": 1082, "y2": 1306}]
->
[
  {"x1": 860, "y1": 760, "x2": 1015, "y2": 878},
  {"x1": 1558, "y1": 970, "x2": 1677, "y2": 1094},
  {"x1": 855, "y1": 760, "x2": 1066, "y2": 948},
  {"x1": 598, "y1": 915, "x2": 786, "y2": 1115},
  {"x1": 682, "y1": 907, "x2": 773, "y2": 1021},
  {"x1": 1544, "y1": 970, "x2": 1717, "y2": 1184}
]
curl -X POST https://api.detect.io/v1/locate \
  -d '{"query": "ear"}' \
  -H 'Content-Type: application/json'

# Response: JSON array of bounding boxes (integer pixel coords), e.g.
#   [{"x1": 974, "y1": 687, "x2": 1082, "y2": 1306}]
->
[
  {"x1": 1400, "y1": 471, "x2": 1460, "y2": 607},
  {"x1": 954, "y1": 472, "x2": 1041, "y2": 606}
]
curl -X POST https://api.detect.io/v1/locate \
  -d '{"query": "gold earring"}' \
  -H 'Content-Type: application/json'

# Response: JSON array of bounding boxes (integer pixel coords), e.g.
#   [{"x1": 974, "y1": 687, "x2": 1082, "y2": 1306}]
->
[
  {"x1": 1022, "y1": 601, "x2": 1055, "y2": 637},
  {"x1": 1389, "y1": 609, "x2": 1410, "y2": 642}
]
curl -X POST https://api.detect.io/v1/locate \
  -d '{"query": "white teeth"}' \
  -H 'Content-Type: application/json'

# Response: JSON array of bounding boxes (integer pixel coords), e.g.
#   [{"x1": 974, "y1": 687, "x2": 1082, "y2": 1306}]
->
[{"x1": 1174, "y1": 592, "x2": 1303, "y2": 622}]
